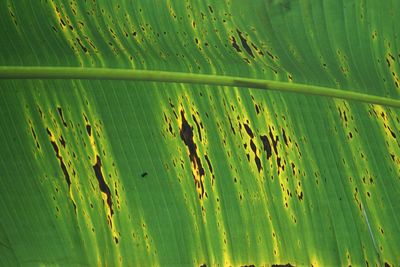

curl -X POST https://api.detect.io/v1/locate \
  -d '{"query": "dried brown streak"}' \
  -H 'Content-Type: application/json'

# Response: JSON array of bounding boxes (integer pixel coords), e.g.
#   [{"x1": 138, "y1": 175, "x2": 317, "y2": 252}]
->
[
  {"x1": 236, "y1": 29, "x2": 255, "y2": 58},
  {"x1": 250, "y1": 139, "x2": 262, "y2": 172},
  {"x1": 83, "y1": 113, "x2": 92, "y2": 136},
  {"x1": 260, "y1": 135, "x2": 272, "y2": 159},
  {"x1": 46, "y1": 128, "x2": 76, "y2": 213},
  {"x1": 282, "y1": 128, "x2": 289, "y2": 146},
  {"x1": 277, "y1": 157, "x2": 283, "y2": 174},
  {"x1": 30, "y1": 124, "x2": 37, "y2": 140},
  {"x1": 57, "y1": 107, "x2": 68, "y2": 127},
  {"x1": 168, "y1": 123, "x2": 174, "y2": 135},
  {"x1": 271, "y1": 261, "x2": 294, "y2": 266},
  {"x1": 179, "y1": 110, "x2": 206, "y2": 199},
  {"x1": 29, "y1": 125, "x2": 40, "y2": 149},
  {"x1": 231, "y1": 36, "x2": 242, "y2": 53},
  {"x1": 291, "y1": 162, "x2": 296, "y2": 175},
  {"x1": 59, "y1": 135, "x2": 66, "y2": 148},
  {"x1": 298, "y1": 191, "x2": 303, "y2": 201},
  {"x1": 46, "y1": 128, "x2": 71, "y2": 188},
  {"x1": 37, "y1": 106, "x2": 43, "y2": 118},
  {"x1": 204, "y1": 154, "x2": 215, "y2": 186},
  {"x1": 86, "y1": 124, "x2": 92, "y2": 136},
  {"x1": 228, "y1": 116, "x2": 236, "y2": 135},
  {"x1": 387, "y1": 125, "x2": 397, "y2": 139},
  {"x1": 76, "y1": 38, "x2": 88, "y2": 53},
  {"x1": 192, "y1": 115, "x2": 202, "y2": 141},
  {"x1": 204, "y1": 154, "x2": 213, "y2": 174},
  {"x1": 268, "y1": 126, "x2": 279, "y2": 155},
  {"x1": 243, "y1": 123, "x2": 254, "y2": 138},
  {"x1": 252, "y1": 42, "x2": 264, "y2": 56},
  {"x1": 93, "y1": 155, "x2": 114, "y2": 218},
  {"x1": 266, "y1": 51, "x2": 275, "y2": 60}
]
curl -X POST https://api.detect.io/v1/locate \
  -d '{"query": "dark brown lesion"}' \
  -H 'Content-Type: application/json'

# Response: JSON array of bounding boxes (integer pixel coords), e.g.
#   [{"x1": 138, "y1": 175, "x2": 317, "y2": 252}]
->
[
  {"x1": 251, "y1": 42, "x2": 264, "y2": 56},
  {"x1": 76, "y1": 38, "x2": 88, "y2": 53},
  {"x1": 268, "y1": 126, "x2": 279, "y2": 155},
  {"x1": 46, "y1": 128, "x2": 76, "y2": 214},
  {"x1": 83, "y1": 113, "x2": 92, "y2": 136},
  {"x1": 236, "y1": 29, "x2": 255, "y2": 58},
  {"x1": 59, "y1": 135, "x2": 66, "y2": 148},
  {"x1": 204, "y1": 154, "x2": 215, "y2": 186},
  {"x1": 230, "y1": 36, "x2": 242, "y2": 53},
  {"x1": 271, "y1": 263, "x2": 294, "y2": 267},
  {"x1": 93, "y1": 155, "x2": 114, "y2": 221},
  {"x1": 268, "y1": 126, "x2": 285, "y2": 174},
  {"x1": 260, "y1": 135, "x2": 272, "y2": 160},
  {"x1": 243, "y1": 122, "x2": 254, "y2": 138},
  {"x1": 179, "y1": 110, "x2": 207, "y2": 199},
  {"x1": 227, "y1": 116, "x2": 236, "y2": 135},
  {"x1": 37, "y1": 106, "x2": 44, "y2": 118},
  {"x1": 163, "y1": 112, "x2": 176, "y2": 137},
  {"x1": 28, "y1": 121, "x2": 40, "y2": 149},
  {"x1": 384, "y1": 123, "x2": 397, "y2": 139},
  {"x1": 282, "y1": 128, "x2": 289, "y2": 146},
  {"x1": 57, "y1": 107, "x2": 68, "y2": 127},
  {"x1": 242, "y1": 121, "x2": 262, "y2": 172},
  {"x1": 250, "y1": 139, "x2": 262, "y2": 173},
  {"x1": 86, "y1": 124, "x2": 92, "y2": 136},
  {"x1": 47, "y1": 129, "x2": 70, "y2": 187},
  {"x1": 192, "y1": 114, "x2": 202, "y2": 142},
  {"x1": 168, "y1": 98, "x2": 178, "y2": 119}
]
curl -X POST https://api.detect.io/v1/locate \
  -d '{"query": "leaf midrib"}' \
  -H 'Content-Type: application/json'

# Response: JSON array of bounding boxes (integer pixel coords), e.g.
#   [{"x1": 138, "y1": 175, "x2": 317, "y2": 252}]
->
[{"x1": 1, "y1": 66, "x2": 399, "y2": 108}]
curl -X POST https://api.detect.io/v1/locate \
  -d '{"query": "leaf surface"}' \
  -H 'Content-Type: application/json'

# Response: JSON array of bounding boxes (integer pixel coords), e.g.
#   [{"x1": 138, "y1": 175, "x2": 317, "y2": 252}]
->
[{"x1": 0, "y1": 1, "x2": 399, "y2": 266}]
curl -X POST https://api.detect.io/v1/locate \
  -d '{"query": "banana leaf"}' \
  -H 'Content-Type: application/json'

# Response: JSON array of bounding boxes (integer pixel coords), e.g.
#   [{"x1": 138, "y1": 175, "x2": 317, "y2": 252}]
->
[{"x1": 0, "y1": 0, "x2": 399, "y2": 266}]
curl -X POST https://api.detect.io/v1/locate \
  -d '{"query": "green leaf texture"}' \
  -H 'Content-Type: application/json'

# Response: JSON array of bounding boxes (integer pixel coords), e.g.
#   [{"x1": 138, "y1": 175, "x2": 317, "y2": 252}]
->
[{"x1": 0, "y1": 1, "x2": 399, "y2": 266}]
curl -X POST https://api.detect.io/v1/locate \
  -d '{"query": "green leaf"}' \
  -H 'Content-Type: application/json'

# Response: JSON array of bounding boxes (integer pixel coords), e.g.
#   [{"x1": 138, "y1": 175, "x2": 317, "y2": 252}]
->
[{"x1": 0, "y1": 1, "x2": 399, "y2": 266}]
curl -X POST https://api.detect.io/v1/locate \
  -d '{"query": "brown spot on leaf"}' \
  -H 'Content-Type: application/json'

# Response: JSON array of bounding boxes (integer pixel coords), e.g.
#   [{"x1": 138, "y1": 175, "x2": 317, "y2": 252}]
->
[
  {"x1": 204, "y1": 154, "x2": 215, "y2": 186},
  {"x1": 243, "y1": 123, "x2": 254, "y2": 138},
  {"x1": 260, "y1": 135, "x2": 272, "y2": 160},
  {"x1": 46, "y1": 128, "x2": 76, "y2": 214},
  {"x1": 179, "y1": 110, "x2": 206, "y2": 199},
  {"x1": 57, "y1": 107, "x2": 68, "y2": 127},
  {"x1": 237, "y1": 29, "x2": 254, "y2": 58},
  {"x1": 230, "y1": 36, "x2": 241, "y2": 53},
  {"x1": 93, "y1": 155, "x2": 114, "y2": 219}
]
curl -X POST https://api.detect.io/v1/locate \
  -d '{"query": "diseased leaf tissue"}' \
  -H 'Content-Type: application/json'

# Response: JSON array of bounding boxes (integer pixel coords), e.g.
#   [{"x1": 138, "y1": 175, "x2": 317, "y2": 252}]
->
[{"x1": 0, "y1": 0, "x2": 399, "y2": 266}]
